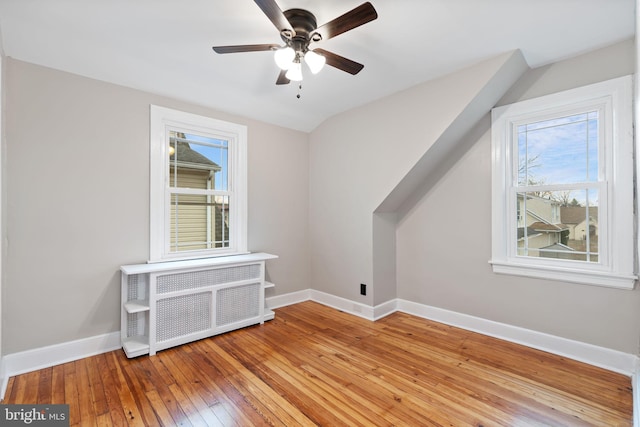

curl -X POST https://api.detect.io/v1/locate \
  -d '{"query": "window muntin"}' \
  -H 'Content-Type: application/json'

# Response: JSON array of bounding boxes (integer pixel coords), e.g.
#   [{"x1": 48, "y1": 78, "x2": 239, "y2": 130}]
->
[
  {"x1": 150, "y1": 106, "x2": 247, "y2": 262},
  {"x1": 490, "y1": 75, "x2": 635, "y2": 289}
]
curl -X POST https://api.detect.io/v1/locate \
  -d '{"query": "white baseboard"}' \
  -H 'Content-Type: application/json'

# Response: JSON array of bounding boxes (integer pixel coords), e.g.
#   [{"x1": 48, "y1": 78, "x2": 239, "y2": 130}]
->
[
  {"x1": 308, "y1": 290, "x2": 375, "y2": 320},
  {"x1": 396, "y1": 299, "x2": 638, "y2": 376},
  {"x1": 0, "y1": 332, "x2": 121, "y2": 400},
  {"x1": 372, "y1": 299, "x2": 398, "y2": 320},
  {"x1": 2, "y1": 291, "x2": 637, "y2": 402},
  {"x1": 266, "y1": 289, "x2": 311, "y2": 310},
  {"x1": 271, "y1": 291, "x2": 638, "y2": 375}
]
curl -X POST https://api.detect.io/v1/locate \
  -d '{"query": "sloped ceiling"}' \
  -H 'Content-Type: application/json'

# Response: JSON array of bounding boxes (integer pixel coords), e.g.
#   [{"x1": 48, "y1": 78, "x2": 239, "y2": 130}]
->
[{"x1": 0, "y1": 0, "x2": 634, "y2": 132}]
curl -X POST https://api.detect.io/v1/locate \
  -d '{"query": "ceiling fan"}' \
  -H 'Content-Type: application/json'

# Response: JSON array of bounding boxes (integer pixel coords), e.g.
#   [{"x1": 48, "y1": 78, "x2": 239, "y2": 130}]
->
[{"x1": 212, "y1": 0, "x2": 378, "y2": 85}]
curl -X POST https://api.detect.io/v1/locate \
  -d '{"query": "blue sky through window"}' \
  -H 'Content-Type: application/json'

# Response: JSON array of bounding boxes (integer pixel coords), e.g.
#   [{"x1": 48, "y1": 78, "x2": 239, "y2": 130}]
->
[
  {"x1": 517, "y1": 111, "x2": 599, "y2": 206},
  {"x1": 184, "y1": 133, "x2": 228, "y2": 191}
]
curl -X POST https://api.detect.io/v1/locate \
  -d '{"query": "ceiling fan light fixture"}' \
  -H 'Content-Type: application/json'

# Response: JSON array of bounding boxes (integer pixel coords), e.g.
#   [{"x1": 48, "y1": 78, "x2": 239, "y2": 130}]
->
[
  {"x1": 274, "y1": 46, "x2": 295, "y2": 70},
  {"x1": 285, "y1": 61, "x2": 303, "y2": 81},
  {"x1": 304, "y1": 50, "x2": 326, "y2": 74}
]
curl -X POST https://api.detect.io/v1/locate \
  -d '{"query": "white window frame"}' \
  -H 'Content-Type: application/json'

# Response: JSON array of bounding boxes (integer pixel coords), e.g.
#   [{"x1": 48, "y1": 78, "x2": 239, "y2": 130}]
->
[
  {"x1": 149, "y1": 105, "x2": 247, "y2": 262},
  {"x1": 490, "y1": 76, "x2": 636, "y2": 289}
]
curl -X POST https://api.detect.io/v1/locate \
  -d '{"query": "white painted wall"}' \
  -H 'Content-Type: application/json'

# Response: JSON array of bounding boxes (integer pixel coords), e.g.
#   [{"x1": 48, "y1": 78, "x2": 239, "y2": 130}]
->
[
  {"x1": 309, "y1": 51, "x2": 526, "y2": 306},
  {"x1": 3, "y1": 59, "x2": 309, "y2": 354},
  {"x1": 396, "y1": 39, "x2": 640, "y2": 354}
]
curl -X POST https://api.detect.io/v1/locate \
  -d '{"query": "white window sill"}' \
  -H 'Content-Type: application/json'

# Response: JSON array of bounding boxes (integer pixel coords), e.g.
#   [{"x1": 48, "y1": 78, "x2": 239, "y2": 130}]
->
[
  {"x1": 149, "y1": 249, "x2": 250, "y2": 264},
  {"x1": 489, "y1": 260, "x2": 636, "y2": 290},
  {"x1": 123, "y1": 252, "x2": 278, "y2": 275}
]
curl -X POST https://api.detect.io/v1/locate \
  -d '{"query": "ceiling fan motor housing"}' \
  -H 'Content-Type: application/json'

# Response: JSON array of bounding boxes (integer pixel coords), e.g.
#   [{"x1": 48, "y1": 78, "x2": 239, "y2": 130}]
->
[{"x1": 281, "y1": 8, "x2": 321, "y2": 51}]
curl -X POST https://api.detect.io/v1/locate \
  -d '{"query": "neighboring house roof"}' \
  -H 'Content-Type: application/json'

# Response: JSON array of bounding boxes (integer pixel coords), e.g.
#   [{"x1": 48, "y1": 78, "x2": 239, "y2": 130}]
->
[
  {"x1": 517, "y1": 193, "x2": 561, "y2": 205},
  {"x1": 171, "y1": 141, "x2": 221, "y2": 171},
  {"x1": 560, "y1": 206, "x2": 598, "y2": 225},
  {"x1": 518, "y1": 227, "x2": 542, "y2": 240},
  {"x1": 541, "y1": 243, "x2": 575, "y2": 251},
  {"x1": 529, "y1": 221, "x2": 568, "y2": 232}
]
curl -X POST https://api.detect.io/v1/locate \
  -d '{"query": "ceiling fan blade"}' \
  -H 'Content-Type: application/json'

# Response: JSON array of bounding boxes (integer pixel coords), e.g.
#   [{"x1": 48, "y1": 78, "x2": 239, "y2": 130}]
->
[
  {"x1": 254, "y1": 0, "x2": 294, "y2": 36},
  {"x1": 212, "y1": 44, "x2": 279, "y2": 54},
  {"x1": 314, "y1": 2, "x2": 378, "y2": 41},
  {"x1": 276, "y1": 69, "x2": 290, "y2": 85},
  {"x1": 313, "y1": 49, "x2": 364, "y2": 75}
]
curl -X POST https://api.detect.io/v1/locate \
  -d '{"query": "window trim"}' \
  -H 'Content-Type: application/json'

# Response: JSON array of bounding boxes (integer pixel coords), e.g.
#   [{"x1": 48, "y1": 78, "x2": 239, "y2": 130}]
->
[
  {"x1": 149, "y1": 105, "x2": 248, "y2": 262},
  {"x1": 490, "y1": 76, "x2": 636, "y2": 289}
]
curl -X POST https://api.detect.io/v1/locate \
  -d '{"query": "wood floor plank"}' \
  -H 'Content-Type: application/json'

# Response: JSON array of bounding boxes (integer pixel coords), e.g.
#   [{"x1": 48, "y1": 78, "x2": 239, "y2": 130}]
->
[
  {"x1": 201, "y1": 339, "x2": 317, "y2": 426},
  {"x1": 76, "y1": 358, "x2": 99, "y2": 426},
  {"x1": 130, "y1": 356, "x2": 191, "y2": 426},
  {"x1": 85, "y1": 354, "x2": 110, "y2": 417},
  {"x1": 63, "y1": 361, "x2": 81, "y2": 426},
  {"x1": 259, "y1": 316, "x2": 489, "y2": 426},
  {"x1": 173, "y1": 343, "x2": 262, "y2": 426},
  {"x1": 216, "y1": 332, "x2": 385, "y2": 426},
  {"x1": 36, "y1": 367, "x2": 52, "y2": 404},
  {"x1": 342, "y1": 318, "x2": 564, "y2": 424},
  {"x1": 104, "y1": 351, "x2": 149, "y2": 427},
  {"x1": 2, "y1": 301, "x2": 633, "y2": 426},
  {"x1": 95, "y1": 354, "x2": 130, "y2": 427},
  {"x1": 51, "y1": 364, "x2": 66, "y2": 405},
  {"x1": 144, "y1": 388, "x2": 184, "y2": 426},
  {"x1": 159, "y1": 350, "x2": 226, "y2": 427},
  {"x1": 167, "y1": 382, "x2": 213, "y2": 427}
]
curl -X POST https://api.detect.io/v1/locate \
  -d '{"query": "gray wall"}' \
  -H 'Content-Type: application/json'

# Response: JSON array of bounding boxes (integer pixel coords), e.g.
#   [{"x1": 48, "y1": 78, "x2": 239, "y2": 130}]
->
[
  {"x1": 4, "y1": 39, "x2": 639, "y2": 357},
  {"x1": 0, "y1": 33, "x2": 4, "y2": 370},
  {"x1": 4, "y1": 59, "x2": 309, "y2": 354},
  {"x1": 395, "y1": 39, "x2": 640, "y2": 354},
  {"x1": 308, "y1": 51, "x2": 526, "y2": 306},
  {"x1": 309, "y1": 39, "x2": 640, "y2": 354}
]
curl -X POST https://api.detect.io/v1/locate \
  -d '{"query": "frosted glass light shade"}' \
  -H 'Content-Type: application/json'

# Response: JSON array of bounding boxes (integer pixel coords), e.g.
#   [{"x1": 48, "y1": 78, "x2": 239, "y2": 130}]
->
[
  {"x1": 304, "y1": 50, "x2": 326, "y2": 74},
  {"x1": 274, "y1": 47, "x2": 295, "y2": 70},
  {"x1": 285, "y1": 61, "x2": 303, "y2": 81}
]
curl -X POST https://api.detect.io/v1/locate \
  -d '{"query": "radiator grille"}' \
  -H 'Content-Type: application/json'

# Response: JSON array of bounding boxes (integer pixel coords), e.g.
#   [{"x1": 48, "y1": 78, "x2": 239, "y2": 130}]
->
[
  {"x1": 157, "y1": 264, "x2": 261, "y2": 294},
  {"x1": 127, "y1": 313, "x2": 139, "y2": 338},
  {"x1": 127, "y1": 275, "x2": 139, "y2": 300},
  {"x1": 156, "y1": 292, "x2": 211, "y2": 342},
  {"x1": 216, "y1": 283, "x2": 261, "y2": 326}
]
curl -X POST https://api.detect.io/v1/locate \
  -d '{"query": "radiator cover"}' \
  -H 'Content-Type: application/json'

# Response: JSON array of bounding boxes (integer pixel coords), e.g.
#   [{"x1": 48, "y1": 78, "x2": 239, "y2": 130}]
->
[{"x1": 120, "y1": 253, "x2": 276, "y2": 358}]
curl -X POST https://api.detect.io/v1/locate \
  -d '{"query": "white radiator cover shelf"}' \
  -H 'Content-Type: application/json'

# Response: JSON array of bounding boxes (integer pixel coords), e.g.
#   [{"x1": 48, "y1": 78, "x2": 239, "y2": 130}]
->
[{"x1": 120, "y1": 252, "x2": 277, "y2": 357}]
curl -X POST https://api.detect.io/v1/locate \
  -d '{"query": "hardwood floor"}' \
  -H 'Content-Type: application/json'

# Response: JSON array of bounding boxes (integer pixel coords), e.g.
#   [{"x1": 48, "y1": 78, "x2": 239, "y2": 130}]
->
[{"x1": 3, "y1": 301, "x2": 633, "y2": 426}]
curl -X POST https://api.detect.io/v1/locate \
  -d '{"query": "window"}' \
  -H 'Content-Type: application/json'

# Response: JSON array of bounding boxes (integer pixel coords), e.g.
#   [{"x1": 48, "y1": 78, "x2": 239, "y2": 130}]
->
[
  {"x1": 490, "y1": 76, "x2": 635, "y2": 288},
  {"x1": 150, "y1": 106, "x2": 247, "y2": 262}
]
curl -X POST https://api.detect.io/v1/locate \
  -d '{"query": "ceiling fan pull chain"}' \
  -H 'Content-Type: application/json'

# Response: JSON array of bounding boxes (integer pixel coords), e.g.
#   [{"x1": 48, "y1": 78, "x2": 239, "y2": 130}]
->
[{"x1": 297, "y1": 84, "x2": 302, "y2": 99}]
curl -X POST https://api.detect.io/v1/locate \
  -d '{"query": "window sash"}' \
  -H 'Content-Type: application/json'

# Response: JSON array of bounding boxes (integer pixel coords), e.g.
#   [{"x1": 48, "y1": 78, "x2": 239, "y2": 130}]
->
[
  {"x1": 506, "y1": 103, "x2": 609, "y2": 268},
  {"x1": 509, "y1": 184, "x2": 606, "y2": 267},
  {"x1": 168, "y1": 192, "x2": 230, "y2": 253}
]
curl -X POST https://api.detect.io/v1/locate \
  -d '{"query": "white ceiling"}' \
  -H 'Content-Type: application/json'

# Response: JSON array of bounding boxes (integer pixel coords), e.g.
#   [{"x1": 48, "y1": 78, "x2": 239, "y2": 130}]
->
[{"x1": 0, "y1": 0, "x2": 634, "y2": 132}]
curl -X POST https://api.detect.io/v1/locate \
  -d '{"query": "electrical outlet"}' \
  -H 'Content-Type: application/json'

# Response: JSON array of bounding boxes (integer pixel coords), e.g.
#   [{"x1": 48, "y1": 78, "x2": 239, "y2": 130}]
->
[{"x1": 360, "y1": 283, "x2": 366, "y2": 296}]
